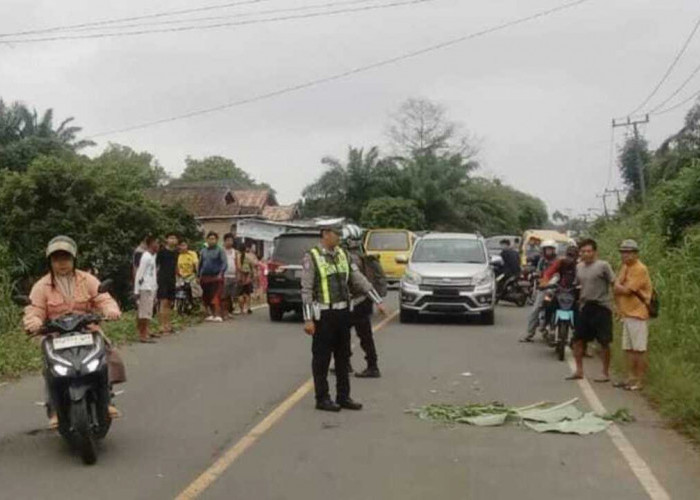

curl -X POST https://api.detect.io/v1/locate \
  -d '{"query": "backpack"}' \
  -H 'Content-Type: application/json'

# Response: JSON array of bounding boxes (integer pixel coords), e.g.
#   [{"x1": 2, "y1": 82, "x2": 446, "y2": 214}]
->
[
  {"x1": 632, "y1": 288, "x2": 660, "y2": 319},
  {"x1": 361, "y1": 254, "x2": 388, "y2": 298}
]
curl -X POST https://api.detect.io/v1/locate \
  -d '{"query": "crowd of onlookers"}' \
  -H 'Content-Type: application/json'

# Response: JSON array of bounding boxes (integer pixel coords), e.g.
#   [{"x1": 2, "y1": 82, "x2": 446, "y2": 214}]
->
[{"x1": 132, "y1": 231, "x2": 267, "y2": 343}]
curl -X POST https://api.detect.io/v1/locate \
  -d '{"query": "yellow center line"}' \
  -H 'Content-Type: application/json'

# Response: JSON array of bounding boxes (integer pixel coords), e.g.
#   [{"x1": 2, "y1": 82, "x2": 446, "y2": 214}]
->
[{"x1": 175, "y1": 310, "x2": 399, "y2": 500}]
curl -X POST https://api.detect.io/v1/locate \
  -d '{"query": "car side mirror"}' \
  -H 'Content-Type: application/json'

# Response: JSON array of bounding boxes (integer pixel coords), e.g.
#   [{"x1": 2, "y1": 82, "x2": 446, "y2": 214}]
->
[
  {"x1": 12, "y1": 295, "x2": 31, "y2": 307},
  {"x1": 490, "y1": 255, "x2": 503, "y2": 267},
  {"x1": 98, "y1": 279, "x2": 114, "y2": 294},
  {"x1": 395, "y1": 255, "x2": 408, "y2": 264}
]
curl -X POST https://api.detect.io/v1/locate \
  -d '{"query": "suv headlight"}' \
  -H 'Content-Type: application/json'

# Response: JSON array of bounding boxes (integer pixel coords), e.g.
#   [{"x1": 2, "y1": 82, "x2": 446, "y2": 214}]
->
[
  {"x1": 403, "y1": 270, "x2": 422, "y2": 286},
  {"x1": 473, "y1": 270, "x2": 493, "y2": 288}
]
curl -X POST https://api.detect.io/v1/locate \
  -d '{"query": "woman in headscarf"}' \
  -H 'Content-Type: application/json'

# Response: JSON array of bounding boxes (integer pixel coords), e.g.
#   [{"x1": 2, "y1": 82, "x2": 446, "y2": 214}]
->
[{"x1": 23, "y1": 236, "x2": 125, "y2": 429}]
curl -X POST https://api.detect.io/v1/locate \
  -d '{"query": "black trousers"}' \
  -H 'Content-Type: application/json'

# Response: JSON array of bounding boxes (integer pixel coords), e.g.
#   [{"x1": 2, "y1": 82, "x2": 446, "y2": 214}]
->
[
  {"x1": 351, "y1": 299, "x2": 378, "y2": 367},
  {"x1": 312, "y1": 309, "x2": 351, "y2": 402}
]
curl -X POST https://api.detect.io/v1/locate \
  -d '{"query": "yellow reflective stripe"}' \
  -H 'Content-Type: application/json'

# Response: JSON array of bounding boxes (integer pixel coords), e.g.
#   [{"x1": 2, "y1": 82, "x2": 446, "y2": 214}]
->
[{"x1": 310, "y1": 248, "x2": 330, "y2": 304}]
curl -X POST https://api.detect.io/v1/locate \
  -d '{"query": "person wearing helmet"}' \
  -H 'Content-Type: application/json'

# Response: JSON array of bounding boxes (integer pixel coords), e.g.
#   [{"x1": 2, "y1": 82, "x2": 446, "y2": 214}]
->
[
  {"x1": 520, "y1": 240, "x2": 559, "y2": 342},
  {"x1": 23, "y1": 236, "x2": 125, "y2": 429},
  {"x1": 341, "y1": 224, "x2": 387, "y2": 378}
]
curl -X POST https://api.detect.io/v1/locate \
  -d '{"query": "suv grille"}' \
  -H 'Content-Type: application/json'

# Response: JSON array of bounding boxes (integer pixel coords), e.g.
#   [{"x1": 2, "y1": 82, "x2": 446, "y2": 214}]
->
[{"x1": 422, "y1": 277, "x2": 473, "y2": 287}]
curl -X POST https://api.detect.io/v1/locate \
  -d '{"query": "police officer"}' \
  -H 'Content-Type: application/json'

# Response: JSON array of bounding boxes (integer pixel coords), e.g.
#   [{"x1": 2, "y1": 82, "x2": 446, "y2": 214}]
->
[
  {"x1": 342, "y1": 224, "x2": 384, "y2": 379},
  {"x1": 301, "y1": 222, "x2": 386, "y2": 412}
]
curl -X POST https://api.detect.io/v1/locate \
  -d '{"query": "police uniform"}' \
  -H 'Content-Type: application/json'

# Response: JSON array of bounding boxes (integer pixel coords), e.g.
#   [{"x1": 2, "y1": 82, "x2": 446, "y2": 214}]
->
[
  {"x1": 301, "y1": 242, "x2": 382, "y2": 409},
  {"x1": 348, "y1": 250, "x2": 382, "y2": 377}
]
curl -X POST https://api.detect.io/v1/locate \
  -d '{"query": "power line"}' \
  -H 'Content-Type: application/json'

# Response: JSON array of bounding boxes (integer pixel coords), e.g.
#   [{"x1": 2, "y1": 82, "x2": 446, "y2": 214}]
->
[
  {"x1": 87, "y1": 0, "x2": 593, "y2": 139},
  {"x1": 651, "y1": 87, "x2": 700, "y2": 116},
  {"x1": 0, "y1": 0, "x2": 276, "y2": 38},
  {"x1": 49, "y1": 0, "x2": 383, "y2": 34},
  {"x1": 0, "y1": 0, "x2": 432, "y2": 43},
  {"x1": 627, "y1": 13, "x2": 700, "y2": 116},
  {"x1": 649, "y1": 59, "x2": 700, "y2": 113}
]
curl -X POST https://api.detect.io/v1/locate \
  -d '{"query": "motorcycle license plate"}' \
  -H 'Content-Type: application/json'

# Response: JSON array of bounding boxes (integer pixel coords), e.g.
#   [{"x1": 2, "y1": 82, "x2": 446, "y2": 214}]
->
[{"x1": 53, "y1": 334, "x2": 94, "y2": 350}]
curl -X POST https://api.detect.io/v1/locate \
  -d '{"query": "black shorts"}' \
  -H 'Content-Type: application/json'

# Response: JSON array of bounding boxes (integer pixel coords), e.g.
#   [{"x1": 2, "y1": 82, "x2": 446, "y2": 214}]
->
[
  {"x1": 157, "y1": 280, "x2": 176, "y2": 301},
  {"x1": 575, "y1": 302, "x2": 613, "y2": 346},
  {"x1": 237, "y1": 283, "x2": 253, "y2": 296}
]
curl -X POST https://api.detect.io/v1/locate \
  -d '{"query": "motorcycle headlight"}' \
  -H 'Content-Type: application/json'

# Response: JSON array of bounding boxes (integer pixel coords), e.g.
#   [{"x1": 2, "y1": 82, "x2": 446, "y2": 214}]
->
[
  {"x1": 403, "y1": 270, "x2": 422, "y2": 286},
  {"x1": 86, "y1": 359, "x2": 100, "y2": 372},
  {"x1": 473, "y1": 270, "x2": 493, "y2": 288},
  {"x1": 53, "y1": 364, "x2": 69, "y2": 376}
]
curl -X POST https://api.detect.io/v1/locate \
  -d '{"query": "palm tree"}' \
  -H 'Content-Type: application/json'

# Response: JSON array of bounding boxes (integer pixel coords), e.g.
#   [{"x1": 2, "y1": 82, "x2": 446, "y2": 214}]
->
[{"x1": 14, "y1": 103, "x2": 94, "y2": 150}]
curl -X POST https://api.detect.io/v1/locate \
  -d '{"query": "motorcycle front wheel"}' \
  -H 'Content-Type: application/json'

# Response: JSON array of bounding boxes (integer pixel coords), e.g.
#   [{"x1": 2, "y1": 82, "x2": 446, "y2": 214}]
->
[
  {"x1": 557, "y1": 323, "x2": 570, "y2": 362},
  {"x1": 71, "y1": 400, "x2": 98, "y2": 465}
]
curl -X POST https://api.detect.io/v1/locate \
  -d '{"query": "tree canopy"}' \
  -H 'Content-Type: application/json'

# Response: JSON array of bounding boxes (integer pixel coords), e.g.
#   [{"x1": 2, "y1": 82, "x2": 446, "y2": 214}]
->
[{"x1": 178, "y1": 155, "x2": 273, "y2": 192}]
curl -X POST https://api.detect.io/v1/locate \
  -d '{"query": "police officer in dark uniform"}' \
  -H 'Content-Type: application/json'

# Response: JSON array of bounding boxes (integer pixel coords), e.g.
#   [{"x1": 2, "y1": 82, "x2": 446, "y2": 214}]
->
[
  {"x1": 342, "y1": 224, "x2": 384, "y2": 378},
  {"x1": 301, "y1": 222, "x2": 386, "y2": 412}
]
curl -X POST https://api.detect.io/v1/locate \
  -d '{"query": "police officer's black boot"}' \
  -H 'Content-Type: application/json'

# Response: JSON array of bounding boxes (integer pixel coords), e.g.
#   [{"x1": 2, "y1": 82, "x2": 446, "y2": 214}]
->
[
  {"x1": 336, "y1": 397, "x2": 363, "y2": 410},
  {"x1": 355, "y1": 365, "x2": 381, "y2": 378},
  {"x1": 316, "y1": 398, "x2": 341, "y2": 412}
]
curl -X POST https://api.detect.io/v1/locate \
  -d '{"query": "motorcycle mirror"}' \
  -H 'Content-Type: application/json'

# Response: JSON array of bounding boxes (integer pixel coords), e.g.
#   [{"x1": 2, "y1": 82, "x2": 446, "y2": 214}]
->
[
  {"x1": 97, "y1": 279, "x2": 114, "y2": 294},
  {"x1": 12, "y1": 295, "x2": 31, "y2": 307}
]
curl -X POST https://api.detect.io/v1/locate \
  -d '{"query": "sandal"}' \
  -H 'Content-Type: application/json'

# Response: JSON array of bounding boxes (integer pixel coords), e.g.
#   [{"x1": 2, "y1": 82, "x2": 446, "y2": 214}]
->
[
  {"x1": 612, "y1": 381, "x2": 631, "y2": 388},
  {"x1": 593, "y1": 377, "x2": 611, "y2": 383},
  {"x1": 139, "y1": 338, "x2": 157, "y2": 344},
  {"x1": 566, "y1": 374, "x2": 584, "y2": 380},
  {"x1": 625, "y1": 385, "x2": 644, "y2": 391}
]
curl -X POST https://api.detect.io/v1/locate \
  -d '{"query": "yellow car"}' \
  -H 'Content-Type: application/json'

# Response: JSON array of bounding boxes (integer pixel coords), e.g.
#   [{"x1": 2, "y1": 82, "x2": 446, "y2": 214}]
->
[{"x1": 364, "y1": 229, "x2": 416, "y2": 283}]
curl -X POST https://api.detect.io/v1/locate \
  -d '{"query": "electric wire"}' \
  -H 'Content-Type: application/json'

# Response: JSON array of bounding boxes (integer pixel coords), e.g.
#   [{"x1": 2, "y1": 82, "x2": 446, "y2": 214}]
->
[
  {"x1": 651, "y1": 87, "x2": 700, "y2": 116},
  {"x1": 87, "y1": 0, "x2": 592, "y2": 138},
  {"x1": 48, "y1": 0, "x2": 384, "y2": 33},
  {"x1": 0, "y1": 0, "x2": 432, "y2": 43},
  {"x1": 627, "y1": 13, "x2": 700, "y2": 116},
  {"x1": 648, "y1": 59, "x2": 700, "y2": 113},
  {"x1": 0, "y1": 0, "x2": 276, "y2": 38}
]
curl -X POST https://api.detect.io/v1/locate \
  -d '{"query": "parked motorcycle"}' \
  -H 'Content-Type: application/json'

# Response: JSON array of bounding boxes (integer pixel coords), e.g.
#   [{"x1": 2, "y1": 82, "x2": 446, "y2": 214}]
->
[
  {"x1": 495, "y1": 272, "x2": 528, "y2": 307},
  {"x1": 175, "y1": 279, "x2": 194, "y2": 315},
  {"x1": 14, "y1": 280, "x2": 114, "y2": 465}
]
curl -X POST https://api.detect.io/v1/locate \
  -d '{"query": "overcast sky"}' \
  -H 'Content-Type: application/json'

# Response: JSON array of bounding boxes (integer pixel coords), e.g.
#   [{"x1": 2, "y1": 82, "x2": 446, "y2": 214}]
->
[{"x1": 2, "y1": 0, "x2": 698, "y2": 218}]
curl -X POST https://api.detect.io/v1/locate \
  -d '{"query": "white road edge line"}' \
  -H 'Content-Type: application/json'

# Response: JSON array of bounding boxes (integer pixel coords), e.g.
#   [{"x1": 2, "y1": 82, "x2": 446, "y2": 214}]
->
[
  {"x1": 566, "y1": 353, "x2": 671, "y2": 500},
  {"x1": 175, "y1": 310, "x2": 399, "y2": 500}
]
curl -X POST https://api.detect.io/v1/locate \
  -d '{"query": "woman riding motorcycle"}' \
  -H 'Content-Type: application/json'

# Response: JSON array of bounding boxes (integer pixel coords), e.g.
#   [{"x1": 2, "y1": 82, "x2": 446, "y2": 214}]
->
[{"x1": 23, "y1": 236, "x2": 125, "y2": 428}]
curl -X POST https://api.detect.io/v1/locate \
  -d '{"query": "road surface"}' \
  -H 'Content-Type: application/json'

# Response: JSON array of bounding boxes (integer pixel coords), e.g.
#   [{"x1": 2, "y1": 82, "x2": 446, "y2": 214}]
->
[{"x1": 1, "y1": 297, "x2": 699, "y2": 499}]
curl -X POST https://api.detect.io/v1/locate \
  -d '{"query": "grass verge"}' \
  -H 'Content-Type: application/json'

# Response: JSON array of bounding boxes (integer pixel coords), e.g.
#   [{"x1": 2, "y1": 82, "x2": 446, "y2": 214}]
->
[{"x1": 596, "y1": 214, "x2": 700, "y2": 442}]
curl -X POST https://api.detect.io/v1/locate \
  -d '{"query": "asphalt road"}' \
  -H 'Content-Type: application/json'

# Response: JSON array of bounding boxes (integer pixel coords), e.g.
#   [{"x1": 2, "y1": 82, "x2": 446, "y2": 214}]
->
[{"x1": 1, "y1": 296, "x2": 700, "y2": 500}]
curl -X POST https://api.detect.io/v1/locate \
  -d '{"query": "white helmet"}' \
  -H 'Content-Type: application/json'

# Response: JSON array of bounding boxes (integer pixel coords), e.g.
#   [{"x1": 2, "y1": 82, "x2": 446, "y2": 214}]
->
[
  {"x1": 342, "y1": 224, "x2": 363, "y2": 242},
  {"x1": 541, "y1": 240, "x2": 557, "y2": 251}
]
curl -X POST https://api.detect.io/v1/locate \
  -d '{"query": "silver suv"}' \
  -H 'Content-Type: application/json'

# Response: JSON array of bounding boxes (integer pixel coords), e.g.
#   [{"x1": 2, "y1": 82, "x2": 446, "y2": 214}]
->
[{"x1": 398, "y1": 233, "x2": 496, "y2": 325}]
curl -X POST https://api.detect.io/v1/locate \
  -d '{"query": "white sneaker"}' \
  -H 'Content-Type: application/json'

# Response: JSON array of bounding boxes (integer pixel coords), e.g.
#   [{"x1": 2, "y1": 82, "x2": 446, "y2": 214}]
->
[
  {"x1": 213, "y1": 316, "x2": 223, "y2": 323},
  {"x1": 205, "y1": 316, "x2": 215, "y2": 322}
]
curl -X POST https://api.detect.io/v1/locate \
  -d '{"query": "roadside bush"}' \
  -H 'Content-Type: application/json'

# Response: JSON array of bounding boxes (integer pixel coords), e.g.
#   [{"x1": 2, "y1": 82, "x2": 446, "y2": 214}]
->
[{"x1": 596, "y1": 213, "x2": 700, "y2": 440}]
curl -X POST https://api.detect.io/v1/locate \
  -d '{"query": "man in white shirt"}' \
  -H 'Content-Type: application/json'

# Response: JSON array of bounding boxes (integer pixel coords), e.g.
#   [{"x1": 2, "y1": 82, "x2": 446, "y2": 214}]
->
[{"x1": 134, "y1": 235, "x2": 159, "y2": 343}]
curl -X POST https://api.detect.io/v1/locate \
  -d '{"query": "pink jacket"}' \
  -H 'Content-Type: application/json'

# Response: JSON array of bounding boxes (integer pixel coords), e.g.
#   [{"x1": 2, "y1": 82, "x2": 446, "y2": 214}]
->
[{"x1": 23, "y1": 270, "x2": 121, "y2": 330}]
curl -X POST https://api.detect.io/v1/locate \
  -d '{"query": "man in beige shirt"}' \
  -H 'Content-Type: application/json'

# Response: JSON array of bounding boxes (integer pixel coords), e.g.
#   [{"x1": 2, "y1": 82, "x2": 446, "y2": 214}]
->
[{"x1": 614, "y1": 239, "x2": 653, "y2": 391}]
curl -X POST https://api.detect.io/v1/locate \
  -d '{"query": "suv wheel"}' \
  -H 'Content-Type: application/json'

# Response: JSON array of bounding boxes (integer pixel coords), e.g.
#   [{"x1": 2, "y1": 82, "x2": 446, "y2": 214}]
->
[
  {"x1": 480, "y1": 309, "x2": 495, "y2": 326},
  {"x1": 400, "y1": 308, "x2": 417, "y2": 324},
  {"x1": 269, "y1": 305, "x2": 284, "y2": 322}
]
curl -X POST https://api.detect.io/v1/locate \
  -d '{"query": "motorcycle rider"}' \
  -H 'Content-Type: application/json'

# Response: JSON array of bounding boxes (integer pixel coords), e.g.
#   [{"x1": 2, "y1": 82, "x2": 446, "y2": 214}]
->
[
  {"x1": 341, "y1": 224, "x2": 386, "y2": 379},
  {"x1": 23, "y1": 236, "x2": 124, "y2": 429},
  {"x1": 520, "y1": 240, "x2": 559, "y2": 342}
]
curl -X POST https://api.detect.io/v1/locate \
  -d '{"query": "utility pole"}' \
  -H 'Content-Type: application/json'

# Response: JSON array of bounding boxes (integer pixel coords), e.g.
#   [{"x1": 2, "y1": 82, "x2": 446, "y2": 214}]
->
[
  {"x1": 596, "y1": 192, "x2": 610, "y2": 218},
  {"x1": 605, "y1": 188, "x2": 624, "y2": 208},
  {"x1": 612, "y1": 115, "x2": 649, "y2": 204}
]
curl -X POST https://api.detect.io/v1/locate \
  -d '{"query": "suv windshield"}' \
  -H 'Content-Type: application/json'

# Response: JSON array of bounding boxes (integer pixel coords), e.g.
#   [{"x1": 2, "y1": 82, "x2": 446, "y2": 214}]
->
[
  {"x1": 272, "y1": 235, "x2": 318, "y2": 264},
  {"x1": 366, "y1": 232, "x2": 410, "y2": 251},
  {"x1": 412, "y1": 239, "x2": 486, "y2": 264}
]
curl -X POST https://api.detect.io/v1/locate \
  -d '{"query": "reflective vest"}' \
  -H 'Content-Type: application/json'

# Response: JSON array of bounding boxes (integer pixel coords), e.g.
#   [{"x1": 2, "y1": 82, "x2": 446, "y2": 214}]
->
[{"x1": 310, "y1": 247, "x2": 350, "y2": 305}]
